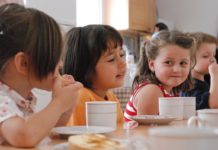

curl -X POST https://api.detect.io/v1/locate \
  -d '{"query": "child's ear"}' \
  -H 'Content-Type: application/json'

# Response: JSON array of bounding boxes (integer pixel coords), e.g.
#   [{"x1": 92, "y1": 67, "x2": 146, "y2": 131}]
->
[
  {"x1": 148, "y1": 59, "x2": 155, "y2": 72},
  {"x1": 14, "y1": 52, "x2": 29, "y2": 75}
]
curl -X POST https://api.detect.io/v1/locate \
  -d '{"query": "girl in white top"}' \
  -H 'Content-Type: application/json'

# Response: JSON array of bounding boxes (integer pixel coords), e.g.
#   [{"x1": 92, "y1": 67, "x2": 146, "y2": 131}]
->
[{"x1": 0, "y1": 4, "x2": 82, "y2": 147}]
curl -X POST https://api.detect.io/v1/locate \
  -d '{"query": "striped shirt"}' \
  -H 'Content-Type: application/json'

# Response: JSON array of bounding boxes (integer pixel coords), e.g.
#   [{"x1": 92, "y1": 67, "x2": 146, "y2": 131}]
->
[{"x1": 124, "y1": 82, "x2": 175, "y2": 122}]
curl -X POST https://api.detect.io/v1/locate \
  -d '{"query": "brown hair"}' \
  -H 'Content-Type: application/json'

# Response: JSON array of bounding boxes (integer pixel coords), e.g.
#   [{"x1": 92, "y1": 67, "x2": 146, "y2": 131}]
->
[
  {"x1": 133, "y1": 30, "x2": 196, "y2": 93},
  {"x1": 0, "y1": 3, "x2": 62, "y2": 80}
]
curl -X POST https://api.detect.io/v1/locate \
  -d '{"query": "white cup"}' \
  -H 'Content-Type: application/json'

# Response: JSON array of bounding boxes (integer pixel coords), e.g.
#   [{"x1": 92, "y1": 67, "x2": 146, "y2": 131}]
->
[
  {"x1": 159, "y1": 97, "x2": 183, "y2": 120},
  {"x1": 147, "y1": 126, "x2": 218, "y2": 150},
  {"x1": 182, "y1": 97, "x2": 196, "y2": 119},
  {"x1": 188, "y1": 109, "x2": 218, "y2": 128},
  {"x1": 86, "y1": 101, "x2": 117, "y2": 129}
]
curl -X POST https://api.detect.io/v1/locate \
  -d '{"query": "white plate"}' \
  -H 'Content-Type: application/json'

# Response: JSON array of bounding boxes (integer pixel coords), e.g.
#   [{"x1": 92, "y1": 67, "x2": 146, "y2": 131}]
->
[
  {"x1": 52, "y1": 126, "x2": 115, "y2": 135},
  {"x1": 130, "y1": 115, "x2": 176, "y2": 125}
]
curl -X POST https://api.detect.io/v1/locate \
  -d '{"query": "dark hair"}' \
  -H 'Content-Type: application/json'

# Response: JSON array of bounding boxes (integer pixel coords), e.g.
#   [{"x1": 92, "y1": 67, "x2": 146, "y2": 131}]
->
[
  {"x1": 0, "y1": 3, "x2": 62, "y2": 80},
  {"x1": 63, "y1": 24, "x2": 123, "y2": 88},
  {"x1": 155, "y1": 22, "x2": 168, "y2": 31},
  {"x1": 133, "y1": 30, "x2": 196, "y2": 93}
]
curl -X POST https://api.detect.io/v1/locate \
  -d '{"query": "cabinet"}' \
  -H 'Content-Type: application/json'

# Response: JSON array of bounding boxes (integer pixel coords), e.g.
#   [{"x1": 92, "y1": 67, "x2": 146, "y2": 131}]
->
[{"x1": 102, "y1": 0, "x2": 157, "y2": 32}]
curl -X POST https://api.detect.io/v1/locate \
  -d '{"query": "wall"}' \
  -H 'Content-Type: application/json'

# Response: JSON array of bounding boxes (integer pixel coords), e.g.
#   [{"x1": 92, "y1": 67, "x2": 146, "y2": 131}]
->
[
  {"x1": 26, "y1": 0, "x2": 218, "y2": 37},
  {"x1": 26, "y1": 0, "x2": 76, "y2": 33},
  {"x1": 26, "y1": 0, "x2": 102, "y2": 28},
  {"x1": 26, "y1": 0, "x2": 76, "y2": 25},
  {"x1": 156, "y1": 0, "x2": 218, "y2": 37}
]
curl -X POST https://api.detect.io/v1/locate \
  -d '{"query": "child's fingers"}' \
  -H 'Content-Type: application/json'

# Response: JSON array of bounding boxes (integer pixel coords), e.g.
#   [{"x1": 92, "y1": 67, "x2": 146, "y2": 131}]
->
[
  {"x1": 60, "y1": 74, "x2": 76, "y2": 86},
  {"x1": 66, "y1": 75, "x2": 75, "y2": 83},
  {"x1": 68, "y1": 81, "x2": 83, "y2": 91},
  {"x1": 209, "y1": 63, "x2": 218, "y2": 75}
]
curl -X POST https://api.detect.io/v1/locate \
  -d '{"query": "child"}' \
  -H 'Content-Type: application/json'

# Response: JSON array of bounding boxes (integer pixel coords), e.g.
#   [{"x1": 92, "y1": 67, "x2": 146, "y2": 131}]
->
[
  {"x1": 0, "y1": 4, "x2": 82, "y2": 147},
  {"x1": 63, "y1": 25, "x2": 126, "y2": 126},
  {"x1": 124, "y1": 30, "x2": 196, "y2": 122},
  {"x1": 154, "y1": 22, "x2": 168, "y2": 32},
  {"x1": 181, "y1": 32, "x2": 218, "y2": 109},
  {"x1": 152, "y1": 22, "x2": 169, "y2": 38}
]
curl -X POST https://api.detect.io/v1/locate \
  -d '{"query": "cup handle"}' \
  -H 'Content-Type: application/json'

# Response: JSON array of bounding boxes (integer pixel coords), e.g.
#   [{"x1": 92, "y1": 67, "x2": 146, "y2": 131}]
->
[{"x1": 187, "y1": 116, "x2": 204, "y2": 127}]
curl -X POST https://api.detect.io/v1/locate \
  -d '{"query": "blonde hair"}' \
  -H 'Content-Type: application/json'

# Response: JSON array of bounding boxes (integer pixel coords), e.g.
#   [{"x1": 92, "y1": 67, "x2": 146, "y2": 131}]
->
[{"x1": 189, "y1": 32, "x2": 218, "y2": 50}]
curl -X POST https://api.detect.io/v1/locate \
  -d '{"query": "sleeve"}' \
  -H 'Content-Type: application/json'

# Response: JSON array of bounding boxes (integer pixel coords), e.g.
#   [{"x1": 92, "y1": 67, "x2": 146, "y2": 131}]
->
[{"x1": 0, "y1": 96, "x2": 23, "y2": 123}]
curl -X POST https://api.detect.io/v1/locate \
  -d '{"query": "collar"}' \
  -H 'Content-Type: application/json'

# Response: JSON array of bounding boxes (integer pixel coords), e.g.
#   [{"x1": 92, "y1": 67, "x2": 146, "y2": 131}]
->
[{"x1": 0, "y1": 81, "x2": 36, "y2": 113}]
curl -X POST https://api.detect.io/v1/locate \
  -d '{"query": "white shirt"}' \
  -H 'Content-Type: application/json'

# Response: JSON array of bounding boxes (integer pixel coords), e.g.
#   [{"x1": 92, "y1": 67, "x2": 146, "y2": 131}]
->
[{"x1": 0, "y1": 81, "x2": 36, "y2": 144}]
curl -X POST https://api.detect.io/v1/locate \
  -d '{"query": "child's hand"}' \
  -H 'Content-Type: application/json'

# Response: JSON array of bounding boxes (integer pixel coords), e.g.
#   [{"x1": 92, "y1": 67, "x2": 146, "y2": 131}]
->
[
  {"x1": 60, "y1": 74, "x2": 75, "y2": 86},
  {"x1": 52, "y1": 74, "x2": 83, "y2": 113},
  {"x1": 209, "y1": 62, "x2": 218, "y2": 80}
]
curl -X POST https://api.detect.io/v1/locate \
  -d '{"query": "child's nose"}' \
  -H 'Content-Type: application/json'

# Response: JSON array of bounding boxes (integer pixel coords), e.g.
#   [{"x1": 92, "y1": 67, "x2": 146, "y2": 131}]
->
[
  {"x1": 209, "y1": 57, "x2": 216, "y2": 64},
  {"x1": 119, "y1": 57, "x2": 127, "y2": 68},
  {"x1": 173, "y1": 65, "x2": 182, "y2": 72}
]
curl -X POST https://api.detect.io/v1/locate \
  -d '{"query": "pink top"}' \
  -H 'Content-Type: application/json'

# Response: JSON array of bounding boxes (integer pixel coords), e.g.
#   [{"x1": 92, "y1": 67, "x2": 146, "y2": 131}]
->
[
  {"x1": 0, "y1": 81, "x2": 36, "y2": 144},
  {"x1": 124, "y1": 82, "x2": 176, "y2": 122}
]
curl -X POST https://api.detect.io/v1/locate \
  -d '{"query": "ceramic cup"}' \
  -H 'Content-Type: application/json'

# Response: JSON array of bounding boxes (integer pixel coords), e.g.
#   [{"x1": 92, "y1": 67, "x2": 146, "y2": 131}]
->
[
  {"x1": 86, "y1": 101, "x2": 117, "y2": 129},
  {"x1": 159, "y1": 97, "x2": 183, "y2": 120},
  {"x1": 188, "y1": 109, "x2": 218, "y2": 128},
  {"x1": 147, "y1": 126, "x2": 218, "y2": 150},
  {"x1": 182, "y1": 97, "x2": 196, "y2": 119}
]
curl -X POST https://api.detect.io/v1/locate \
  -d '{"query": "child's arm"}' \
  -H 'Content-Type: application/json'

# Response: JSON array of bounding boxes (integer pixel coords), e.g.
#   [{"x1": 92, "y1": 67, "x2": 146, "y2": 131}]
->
[
  {"x1": 135, "y1": 84, "x2": 163, "y2": 115},
  {"x1": 208, "y1": 63, "x2": 218, "y2": 108},
  {"x1": 0, "y1": 75, "x2": 82, "y2": 148},
  {"x1": 55, "y1": 75, "x2": 80, "y2": 126},
  {"x1": 55, "y1": 108, "x2": 74, "y2": 126}
]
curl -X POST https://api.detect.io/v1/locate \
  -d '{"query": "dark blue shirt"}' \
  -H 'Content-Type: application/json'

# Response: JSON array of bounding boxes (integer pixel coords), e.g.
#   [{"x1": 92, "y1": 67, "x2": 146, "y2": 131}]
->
[{"x1": 181, "y1": 78, "x2": 210, "y2": 110}]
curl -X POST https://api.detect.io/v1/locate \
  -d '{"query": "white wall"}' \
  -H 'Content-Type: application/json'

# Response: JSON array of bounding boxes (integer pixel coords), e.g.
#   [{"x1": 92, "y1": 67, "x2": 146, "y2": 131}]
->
[
  {"x1": 26, "y1": 0, "x2": 76, "y2": 33},
  {"x1": 26, "y1": 0, "x2": 76, "y2": 25},
  {"x1": 76, "y1": 0, "x2": 102, "y2": 26},
  {"x1": 156, "y1": 0, "x2": 218, "y2": 37},
  {"x1": 26, "y1": 0, "x2": 102, "y2": 28}
]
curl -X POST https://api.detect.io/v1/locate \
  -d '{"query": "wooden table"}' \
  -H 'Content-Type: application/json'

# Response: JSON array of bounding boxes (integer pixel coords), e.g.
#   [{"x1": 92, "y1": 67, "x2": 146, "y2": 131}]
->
[{"x1": 0, "y1": 120, "x2": 187, "y2": 150}]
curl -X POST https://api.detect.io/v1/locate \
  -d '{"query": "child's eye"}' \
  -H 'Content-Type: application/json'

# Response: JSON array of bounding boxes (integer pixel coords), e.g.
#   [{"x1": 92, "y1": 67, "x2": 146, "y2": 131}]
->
[
  {"x1": 180, "y1": 61, "x2": 188, "y2": 66},
  {"x1": 164, "y1": 61, "x2": 173, "y2": 65},
  {"x1": 203, "y1": 55, "x2": 209, "y2": 58},
  {"x1": 120, "y1": 50, "x2": 126, "y2": 57},
  {"x1": 120, "y1": 53, "x2": 125, "y2": 58},
  {"x1": 107, "y1": 57, "x2": 115, "y2": 62}
]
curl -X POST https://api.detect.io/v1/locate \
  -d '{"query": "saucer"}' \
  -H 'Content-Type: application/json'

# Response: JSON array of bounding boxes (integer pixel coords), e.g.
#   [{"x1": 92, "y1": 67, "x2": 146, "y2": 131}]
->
[{"x1": 130, "y1": 115, "x2": 176, "y2": 125}]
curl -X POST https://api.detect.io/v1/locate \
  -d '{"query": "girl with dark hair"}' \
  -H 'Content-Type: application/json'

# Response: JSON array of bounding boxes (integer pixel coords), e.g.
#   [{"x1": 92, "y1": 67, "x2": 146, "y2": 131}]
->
[
  {"x1": 63, "y1": 25, "x2": 126, "y2": 126},
  {"x1": 0, "y1": 3, "x2": 82, "y2": 147}
]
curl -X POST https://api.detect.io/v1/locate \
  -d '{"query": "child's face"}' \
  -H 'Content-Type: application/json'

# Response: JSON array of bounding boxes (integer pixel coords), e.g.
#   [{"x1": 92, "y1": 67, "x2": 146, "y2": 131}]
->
[
  {"x1": 91, "y1": 46, "x2": 126, "y2": 90},
  {"x1": 149, "y1": 44, "x2": 191, "y2": 91},
  {"x1": 193, "y1": 43, "x2": 216, "y2": 75}
]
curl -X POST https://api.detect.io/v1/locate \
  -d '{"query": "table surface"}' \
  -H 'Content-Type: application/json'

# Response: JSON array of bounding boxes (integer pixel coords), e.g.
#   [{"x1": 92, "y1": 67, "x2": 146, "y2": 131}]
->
[{"x1": 0, "y1": 120, "x2": 187, "y2": 150}]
